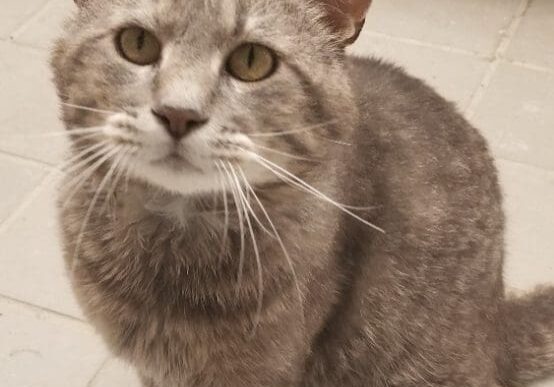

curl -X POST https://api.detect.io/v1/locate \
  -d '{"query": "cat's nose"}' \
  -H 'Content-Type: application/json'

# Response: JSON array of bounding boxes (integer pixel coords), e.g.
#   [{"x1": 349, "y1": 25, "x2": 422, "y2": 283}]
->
[{"x1": 151, "y1": 106, "x2": 208, "y2": 141}]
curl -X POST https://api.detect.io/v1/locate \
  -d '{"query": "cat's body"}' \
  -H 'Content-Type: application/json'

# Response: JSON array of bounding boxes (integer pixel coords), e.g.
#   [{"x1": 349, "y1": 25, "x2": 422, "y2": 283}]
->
[{"x1": 52, "y1": 1, "x2": 554, "y2": 386}]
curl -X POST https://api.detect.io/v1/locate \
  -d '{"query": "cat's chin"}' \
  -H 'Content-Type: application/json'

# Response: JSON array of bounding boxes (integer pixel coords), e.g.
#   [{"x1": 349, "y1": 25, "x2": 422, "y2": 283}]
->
[
  {"x1": 128, "y1": 156, "x2": 275, "y2": 198},
  {"x1": 128, "y1": 158, "x2": 219, "y2": 197},
  {"x1": 151, "y1": 152, "x2": 203, "y2": 174}
]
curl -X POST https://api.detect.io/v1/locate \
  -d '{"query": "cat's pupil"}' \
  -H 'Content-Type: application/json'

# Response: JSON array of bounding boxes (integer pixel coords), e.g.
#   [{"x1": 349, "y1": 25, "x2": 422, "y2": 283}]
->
[
  {"x1": 247, "y1": 45, "x2": 255, "y2": 68},
  {"x1": 136, "y1": 30, "x2": 146, "y2": 51}
]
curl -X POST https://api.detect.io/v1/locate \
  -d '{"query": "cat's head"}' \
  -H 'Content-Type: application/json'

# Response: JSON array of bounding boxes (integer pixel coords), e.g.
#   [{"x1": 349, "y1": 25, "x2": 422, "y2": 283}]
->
[{"x1": 52, "y1": 0, "x2": 371, "y2": 196}]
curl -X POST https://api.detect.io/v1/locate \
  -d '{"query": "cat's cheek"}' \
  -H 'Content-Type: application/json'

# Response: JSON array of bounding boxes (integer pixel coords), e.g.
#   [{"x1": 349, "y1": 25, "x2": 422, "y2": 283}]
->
[{"x1": 103, "y1": 110, "x2": 171, "y2": 160}]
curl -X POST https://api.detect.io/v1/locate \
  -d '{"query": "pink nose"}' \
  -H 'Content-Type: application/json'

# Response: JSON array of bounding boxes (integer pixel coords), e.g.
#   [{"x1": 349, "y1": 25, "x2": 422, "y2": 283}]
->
[{"x1": 152, "y1": 106, "x2": 208, "y2": 140}]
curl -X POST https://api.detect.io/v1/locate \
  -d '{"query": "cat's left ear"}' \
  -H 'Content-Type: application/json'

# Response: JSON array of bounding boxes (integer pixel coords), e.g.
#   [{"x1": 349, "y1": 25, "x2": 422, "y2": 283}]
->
[{"x1": 319, "y1": 0, "x2": 372, "y2": 45}]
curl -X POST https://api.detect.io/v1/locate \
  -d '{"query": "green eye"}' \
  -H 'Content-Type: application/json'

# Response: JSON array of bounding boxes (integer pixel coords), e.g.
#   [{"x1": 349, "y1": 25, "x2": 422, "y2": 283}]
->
[
  {"x1": 117, "y1": 26, "x2": 161, "y2": 66},
  {"x1": 227, "y1": 43, "x2": 277, "y2": 82}
]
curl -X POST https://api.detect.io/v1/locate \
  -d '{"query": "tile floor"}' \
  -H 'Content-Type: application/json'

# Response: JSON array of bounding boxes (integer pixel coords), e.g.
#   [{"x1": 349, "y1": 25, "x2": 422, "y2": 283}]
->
[{"x1": 0, "y1": 0, "x2": 553, "y2": 385}]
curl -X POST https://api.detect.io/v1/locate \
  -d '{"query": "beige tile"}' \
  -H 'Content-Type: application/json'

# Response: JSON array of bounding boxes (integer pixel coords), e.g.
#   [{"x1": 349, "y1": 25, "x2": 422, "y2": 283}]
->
[
  {"x1": 498, "y1": 160, "x2": 554, "y2": 292},
  {"x1": 365, "y1": 0, "x2": 520, "y2": 56},
  {"x1": 0, "y1": 42, "x2": 67, "y2": 165},
  {"x1": 533, "y1": 378, "x2": 554, "y2": 387},
  {"x1": 506, "y1": 0, "x2": 554, "y2": 69},
  {"x1": 349, "y1": 33, "x2": 489, "y2": 110},
  {"x1": 0, "y1": 175, "x2": 84, "y2": 319},
  {"x1": 90, "y1": 358, "x2": 141, "y2": 387},
  {"x1": 0, "y1": 0, "x2": 49, "y2": 38},
  {"x1": 472, "y1": 63, "x2": 554, "y2": 169},
  {"x1": 0, "y1": 154, "x2": 47, "y2": 224},
  {"x1": 0, "y1": 297, "x2": 107, "y2": 387},
  {"x1": 12, "y1": 0, "x2": 75, "y2": 50}
]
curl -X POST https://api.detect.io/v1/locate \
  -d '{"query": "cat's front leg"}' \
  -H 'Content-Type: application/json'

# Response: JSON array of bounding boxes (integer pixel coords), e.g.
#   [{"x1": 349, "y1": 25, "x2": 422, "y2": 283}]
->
[{"x1": 139, "y1": 373, "x2": 158, "y2": 387}]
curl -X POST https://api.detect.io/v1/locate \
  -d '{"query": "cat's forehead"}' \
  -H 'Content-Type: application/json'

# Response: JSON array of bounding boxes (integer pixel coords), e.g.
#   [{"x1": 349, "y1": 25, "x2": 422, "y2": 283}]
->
[
  {"x1": 80, "y1": 0, "x2": 323, "y2": 60},
  {"x1": 97, "y1": 0, "x2": 303, "y2": 33}
]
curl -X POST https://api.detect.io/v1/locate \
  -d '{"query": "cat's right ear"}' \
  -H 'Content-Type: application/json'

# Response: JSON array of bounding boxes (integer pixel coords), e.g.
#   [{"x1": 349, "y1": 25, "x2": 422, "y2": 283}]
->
[{"x1": 318, "y1": 0, "x2": 373, "y2": 45}]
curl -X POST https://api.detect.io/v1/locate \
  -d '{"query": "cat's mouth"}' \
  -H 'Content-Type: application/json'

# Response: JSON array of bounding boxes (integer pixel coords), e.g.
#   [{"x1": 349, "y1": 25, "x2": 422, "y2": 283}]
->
[
  {"x1": 79, "y1": 108, "x2": 264, "y2": 196},
  {"x1": 152, "y1": 151, "x2": 202, "y2": 173}
]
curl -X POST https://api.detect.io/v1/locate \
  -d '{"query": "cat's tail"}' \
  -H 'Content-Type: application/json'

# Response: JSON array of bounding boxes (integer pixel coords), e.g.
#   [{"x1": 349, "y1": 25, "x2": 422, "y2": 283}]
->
[{"x1": 499, "y1": 286, "x2": 554, "y2": 386}]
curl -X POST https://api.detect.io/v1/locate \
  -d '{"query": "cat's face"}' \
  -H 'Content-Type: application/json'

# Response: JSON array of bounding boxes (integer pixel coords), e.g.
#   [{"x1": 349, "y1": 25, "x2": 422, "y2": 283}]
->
[{"x1": 52, "y1": 0, "x2": 359, "y2": 196}]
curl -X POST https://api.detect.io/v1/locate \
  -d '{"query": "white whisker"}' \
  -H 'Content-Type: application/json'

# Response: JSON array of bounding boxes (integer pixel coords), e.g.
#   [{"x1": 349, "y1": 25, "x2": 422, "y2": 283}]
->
[
  {"x1": 61, "y1": 145, "x2": 120, "y2": 209},
  {"x1": 68, "y1": 132, "x2": 105, "y2": 143},
  {"x1": 226, "y1": 163, "x2": 273, "y2": 237},
  {"x1": 251, "y1": 143, "x2": 319, "y2": 162},
  {"x1": 61, "y1": 102, "x2": 120, "y2": 115},
  {"x1": 121, "y1": 150, "x2": 136, "y2": 193},
  {"x1": 228, "y1": 164, "x2": 264, "y2": 335},
  {"x1": 314, "y1": 134, "x2": 352, "y2": 146},
  {"x1": 219, "y1": 161, "x2": 246, "y2": 291},
  {"x1": 249, "y1": 120, "x2": 338, "y2": 138},
  {"x1": 58, "y1": 140, "x2": 113, "y2": 176},
  {"x1": 215, "y1": 163, "x2": 230, "y2": 263},
  {"x1": 1, "y1": 126, "x2": 105, "y2": 140},
  {"x1": 252, "y1": 154, "x2": 386, "y2": 234},
  {"x1": 53, "y1": 140, "x2": 110, "y2": 175},
  {"x1": 237, "y1": 167, "x2": 305, "y2": 328},
  {"x1": 66, "y1": 126, "x2": 105, "y2": 135},
  {"x1": 72, "y1": 145, "x2": 124, "y2": 264},
  {"x1": 101, "y1": 147, "x2": 133, "y2": 215}
]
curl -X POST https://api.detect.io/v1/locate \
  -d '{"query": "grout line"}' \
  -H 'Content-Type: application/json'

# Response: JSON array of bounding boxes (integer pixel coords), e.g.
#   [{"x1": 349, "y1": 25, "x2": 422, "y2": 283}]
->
[
  {"x1": 0, "y1": 293, "x2": 87, "y2": 325},
  {"x1": 0, "y1": 38, "x2": 50, "y2": 53},
  {"x1": 0, "y1": 147, "x2": 60, "y2": 167},
  {"x1": 361, "y1": 30, "x2": 489, "y2": 60},
  {"x1": 86, "y1": 357, "x2": 111, "y2": 387},
  {"x1": 0, "y1": 169, "x2": 58, "y2": 234},
  {"x1": 7, "y1": 39, "x2": 50, "y2": 51},
  {"x1": 502, "y1": 58, "x2": 554, "y2": 76},
  {"x1": 464, "y1": 0, "x2": 532, "y2": 120},
  {"x1": 496, "y1": 156, "x2": 554, "y2": 174},
  {"x1": 0, "y1": 150, "x2": 56, "y2": 171},
  {"x1": 9, "y1": 0, "x2": 55, "y2": 40}
]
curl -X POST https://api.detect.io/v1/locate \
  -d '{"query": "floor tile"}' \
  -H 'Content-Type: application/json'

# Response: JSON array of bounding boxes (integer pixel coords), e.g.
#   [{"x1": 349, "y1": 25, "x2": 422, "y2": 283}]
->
[
  {"x1": 349, "y1": 33, "x2": 489, "y2": 110},
  {"x1": 90, "y1": 358, "x2": 141, "y2": 387},
  {"x1": 12, "y1": 0, "x2": 75, "y2": 50},
  {"x1": 0, "y1": 0, "x2": 49, "y2": 39},
  {"x1": 0, "y1": 297, "x2": 107, "y2": 387},
  {"x1": 0, "y1": 154, "x2": 47, "y2": 224},
  {"x1": 506, "y1": 0, "x2": 554, "y2": 69},
  {"x1": 0, "y1": 41, "x2": 67, "y2": 165},
  {"x1": 471, "y1": 63, "x2": 554, "y2": 169},
  {"x1": 533, "y1": 378, "x2": 554, "y2": 387},
  {"x1": 0, "y1": 0, "x2": 553, "y2": 385},
  {"x1": 0, "y1": 174, "x2": 84, "y2": 319},
  {"x1": 365, "y1": 0, "x2": 520, "y2": 56},
  {"x1": 498, "y1": 160, "x2": 554, "y2": 291}
]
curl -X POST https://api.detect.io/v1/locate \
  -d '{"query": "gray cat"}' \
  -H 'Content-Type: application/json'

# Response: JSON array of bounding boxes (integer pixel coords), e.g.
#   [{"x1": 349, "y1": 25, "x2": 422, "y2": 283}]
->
[{"x1": 51, "y1": 0, "x2": 554, "y2": 386}]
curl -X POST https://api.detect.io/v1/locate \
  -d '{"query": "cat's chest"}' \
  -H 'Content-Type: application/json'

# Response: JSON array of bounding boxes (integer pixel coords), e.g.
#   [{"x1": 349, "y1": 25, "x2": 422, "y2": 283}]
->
[
  {"x1": 116, "y1": 315, "x2": 217, "y2": 385},
  {"x1": 73, "y1": 215, "x2": 230, "y2": 313}
]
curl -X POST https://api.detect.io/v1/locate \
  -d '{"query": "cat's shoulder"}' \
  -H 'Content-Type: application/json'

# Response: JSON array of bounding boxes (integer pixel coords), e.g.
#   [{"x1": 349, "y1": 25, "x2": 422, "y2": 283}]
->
[
  {"x1": 346, "y1": 55, "x2": 409, "y2": 83},
  {"x1": 345, "y1": 55, "x2": 445, "y2": 107},
  {"x1": 345, "y1": 54, "x2": 495, "y2": 180}
]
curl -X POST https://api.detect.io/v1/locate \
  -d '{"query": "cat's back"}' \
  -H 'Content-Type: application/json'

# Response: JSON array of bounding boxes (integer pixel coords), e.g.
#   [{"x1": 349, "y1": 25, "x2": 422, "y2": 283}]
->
[
  {"x1": 347, "y1": 54, "x2": 483, "y2": 152},
  {"x1": 345, "y1": 55, "x2": 503, "y2": 244}
]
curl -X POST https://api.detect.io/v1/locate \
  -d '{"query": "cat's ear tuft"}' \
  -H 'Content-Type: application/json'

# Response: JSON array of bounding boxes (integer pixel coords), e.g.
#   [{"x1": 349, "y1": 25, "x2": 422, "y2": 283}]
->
[{"x1": 318, "y1": 0, "x2": 372, "y2": 45}]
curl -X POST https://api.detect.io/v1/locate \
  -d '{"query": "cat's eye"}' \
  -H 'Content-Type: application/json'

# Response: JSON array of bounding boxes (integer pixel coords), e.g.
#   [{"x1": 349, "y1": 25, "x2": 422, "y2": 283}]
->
[
  {"x1": 226, "y1": 43, "x2": 277, "y2": 82},
  {"x1": 117, "y1": 27, "x2": 161, "y2": 66}
]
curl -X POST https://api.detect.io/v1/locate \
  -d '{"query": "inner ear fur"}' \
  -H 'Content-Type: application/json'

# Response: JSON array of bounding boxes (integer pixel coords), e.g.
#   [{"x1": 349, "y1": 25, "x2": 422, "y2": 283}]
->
[{"x1": 319, "y1": 0, "x2": 373, "y2": 44}]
